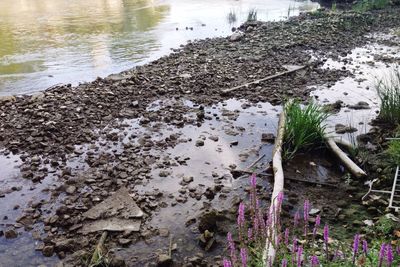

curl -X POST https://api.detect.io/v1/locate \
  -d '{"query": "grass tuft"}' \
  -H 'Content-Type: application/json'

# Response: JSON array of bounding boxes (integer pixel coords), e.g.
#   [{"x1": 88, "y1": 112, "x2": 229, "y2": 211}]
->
[
  {"x1": 247, "y1": 8, "x2": 257, "y2": 22},
  {"x1": 352, "y1": 0, "x2": 390, "y2": 12},
  {"x1": 377, "y1": 67, "x2": 400, "y2": 124},
  {"x1": 283, "y1": 101, "x2": 329, "y2": 161}
]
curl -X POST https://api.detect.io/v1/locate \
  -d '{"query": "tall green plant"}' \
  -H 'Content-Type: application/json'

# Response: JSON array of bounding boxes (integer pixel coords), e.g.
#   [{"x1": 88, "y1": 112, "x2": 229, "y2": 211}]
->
[
  {"x1": 377, "y1": 67, "x2": 400, "y2": 124},
  {"x1": 283, "y1": 101, "x2": 329, "y2": 161}
]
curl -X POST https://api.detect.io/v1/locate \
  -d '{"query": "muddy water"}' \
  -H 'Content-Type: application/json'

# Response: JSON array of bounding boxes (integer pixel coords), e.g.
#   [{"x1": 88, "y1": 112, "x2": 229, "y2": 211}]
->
[{"x1": 0, "y1": 0, "x2": 319, "y2": 96}]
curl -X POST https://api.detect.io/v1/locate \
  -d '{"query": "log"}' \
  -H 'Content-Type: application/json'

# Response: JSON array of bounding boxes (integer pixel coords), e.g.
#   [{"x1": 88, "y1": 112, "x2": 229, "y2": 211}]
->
[
  {"x1": 221, "y1": 65, "x2": 307, "y2": 94},
  {"x1": 326, "y1": 138, "x2": 366, "y2": 178},
  {"x1": 263, "y1": 111, "x2": 286, "y2": 266}
]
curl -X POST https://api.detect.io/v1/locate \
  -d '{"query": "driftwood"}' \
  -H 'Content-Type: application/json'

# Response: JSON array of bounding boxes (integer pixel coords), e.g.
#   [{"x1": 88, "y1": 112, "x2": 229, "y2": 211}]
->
[
  {"x1": 263, "y1": 111, "x2": 286, "y2": 265},
  {"x1": 221, "y1": 65, "x2": 307, "y2": 94},
  {"x1": 89, "y1": 231, "x2": 108, "y2": 267},
  {"x1": 326, "y1": 138, "x2": 367, "y2": 178}
]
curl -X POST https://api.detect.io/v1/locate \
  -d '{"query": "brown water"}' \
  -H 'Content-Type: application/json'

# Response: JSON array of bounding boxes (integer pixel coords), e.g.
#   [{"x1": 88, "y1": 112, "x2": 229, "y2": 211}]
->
[{"x1": 0, "y1": 0, "x2": 319, "y2": 95}]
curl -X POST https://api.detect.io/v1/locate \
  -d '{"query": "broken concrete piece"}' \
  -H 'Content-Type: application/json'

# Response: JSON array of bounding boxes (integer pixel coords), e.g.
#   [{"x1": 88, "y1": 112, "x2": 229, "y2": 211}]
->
[
  {"x1": 83, "y1": 187, "x2": 143, "y2": 220},
  {"x1": 80, "y1": 218, "x2": 141, "y2": 233}
]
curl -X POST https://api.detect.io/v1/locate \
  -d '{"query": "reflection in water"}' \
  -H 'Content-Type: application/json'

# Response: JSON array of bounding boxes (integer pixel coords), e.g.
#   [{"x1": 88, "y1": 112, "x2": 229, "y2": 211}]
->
[{"x1": 0, "y1": 0, "x2": 319, "y2": 95}]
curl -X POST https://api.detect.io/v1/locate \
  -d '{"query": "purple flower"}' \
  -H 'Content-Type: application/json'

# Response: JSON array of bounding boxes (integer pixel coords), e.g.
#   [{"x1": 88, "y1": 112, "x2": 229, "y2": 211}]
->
[
  {"x1": 227, "y1": 232, "x2": 237, "y2": 264},
  {"x1": 277, "y1": 191, "x2": 284, "y2": 207},
  {"x1": 396, "y1": 245, "x2": 400, "y2": 255},
  {"x1": 223, "y1": 259, "x2": 232, "y2": 267},
  {"x1": 387, "y1": 244, "x2": 393, "y2": 267},
  {"x1": 237, "y1": 202, "x2": 245, "y2": 228},
  {"x1": 310, "y1": 255, "x2": 319, "y2": 267},
  {"x1": 292, "y1": 237, "x2": 298, "y2": 266},
  {"x1": 362, "y1": 240, "x2": 368, "y2": 256},
  {"x1": 378, "y1": 243, "x2": 386, "y2": 267},
  {"x1": 303, "y1": 199, "x2": 310, "y2": 222},
  {"x1": 247, "y1": 228, "x2": 253, "y2": 241},
  {"x1": 297, "y1": 246, "x2": 303, "y2": 267},
  {"x1": 240, "y1": 247, "x2": 247, "y2": 267},
  {"x1": 323, "y1": 224, "x2": 329, "y2": 243},
  {"x1": 313, "y1": 215, "x2": 321, "y2": 236},
  {"x1": 294, "y1": 210, "x2": 300, "y2": 227},
  {"x1": 284, "y1": 228, "x2": 290, "y2": 245},
  {"x1": 281, "y1": 258, "x2": 288, "y2": 267},
  {"x1": 352, "y1": 233, "x2": 360, "y2": 264},
  {"x1": 323, "y1": 224, "x2": 329, "y2": 260},
  {"x1": 250, "y1": 173, "x2": 256, "y2": 188}
]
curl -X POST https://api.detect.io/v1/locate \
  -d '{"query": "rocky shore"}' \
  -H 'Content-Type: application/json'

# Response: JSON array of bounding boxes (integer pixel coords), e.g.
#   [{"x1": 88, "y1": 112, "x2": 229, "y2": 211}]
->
[{"x1": 1, "y1": 7, "x2": 400, "y2": 267}]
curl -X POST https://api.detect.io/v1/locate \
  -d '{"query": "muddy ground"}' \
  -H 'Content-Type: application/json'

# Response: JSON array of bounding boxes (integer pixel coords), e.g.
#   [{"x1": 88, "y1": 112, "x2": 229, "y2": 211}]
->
[{"x1": 1, "y1": 7, "x2": 400, "y2": 267}]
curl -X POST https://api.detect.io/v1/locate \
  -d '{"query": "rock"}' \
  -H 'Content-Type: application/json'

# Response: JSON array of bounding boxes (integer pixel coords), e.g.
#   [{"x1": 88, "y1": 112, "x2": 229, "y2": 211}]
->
[
  {"x1": 261, "y1": 133, "x2": 275, "y2": 143},
  {"x1": 110, "y1": 256, "x2": 126, "y2": 267},
  {"x1": 118, "y1": 238, "x2": 132, "y2": 246},
  {"x1": 196, "y1": 140, "x2": 204, "y2": 147},
  {"x1": 182, "y1": 176, "x2": 194, "y2": 184},
  {"x1": 309, "y1": 208, "x2": 320, "y2": 215},
  {"x1": 348, "y1": 101, "x2": 370, "y2": 110},
  {"x1": 230, "y1": 32, "x2": 243, "y2": 42},
  {"x1": 159, "y1": 228, "x2": 169, "y2": 237},
  {"x1": 335, "y1": 124, "x2": 357, "y2": 134},
  {"x1": 157, "y1": 254, "x2": 172, "y2": 267},
  {"x1": 4, "y1": 228, "x2": 18, "y2": 239},
  {"x1": 65, "y1": 186, "x2": 76, "y2": 194},
  {"x1": 131, "y1": 101, "x2": 139, "y2": 108},
  {"x1": 42, "y1": 245, "x2": 54, "y2": 257},
  {"x1": 0, "y1": 95, "x2": 16, "y2": 103},
  {"x1": 208, "y1": 135, "x2": 219, "y2": 142},
  {"x1": 230, "y1": 140, "x2": 239, "y2": 146}
]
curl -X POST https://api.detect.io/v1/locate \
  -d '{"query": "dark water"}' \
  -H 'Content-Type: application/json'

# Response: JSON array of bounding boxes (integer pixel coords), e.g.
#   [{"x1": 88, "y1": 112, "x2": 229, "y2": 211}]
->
[{"x1": 0, "y1": 0, "x2": 319, "y2": 95}]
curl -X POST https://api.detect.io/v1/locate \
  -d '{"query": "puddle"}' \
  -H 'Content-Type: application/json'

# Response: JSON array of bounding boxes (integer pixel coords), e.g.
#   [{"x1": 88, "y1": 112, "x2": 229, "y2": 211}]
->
[{"x1": 311, "y1": 41, "x2": 400, "y2": 142}]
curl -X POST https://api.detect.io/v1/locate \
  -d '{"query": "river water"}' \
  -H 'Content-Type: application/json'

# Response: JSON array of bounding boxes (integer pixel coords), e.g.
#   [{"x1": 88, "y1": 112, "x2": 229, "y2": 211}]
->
[{"x1": 0, "y1": 0, "x2": 319, "y2": 96}]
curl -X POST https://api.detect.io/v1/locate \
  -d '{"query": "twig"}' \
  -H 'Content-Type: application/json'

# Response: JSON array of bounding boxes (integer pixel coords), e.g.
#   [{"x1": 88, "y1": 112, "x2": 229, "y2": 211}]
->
[
  {"x1": 246, "y1": 154, "x2": 266, "y2": 171},
  {"x1": 89, "y1": 231, "x2": 108, "y2": 267},
  {"x1": 221, "y1": 65, "x2": 306, "y2": 94}
]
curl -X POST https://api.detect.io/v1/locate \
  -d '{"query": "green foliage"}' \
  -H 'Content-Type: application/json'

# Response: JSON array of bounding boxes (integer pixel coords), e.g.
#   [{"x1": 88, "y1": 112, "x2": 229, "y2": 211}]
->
[
  {"x1": 352, "y1": 0, "x2": 390, "y2": 12},
  {"x1": 283, "y1": 101, "x2": 329, "y2": 161},
  {"x1": 387, "y1": 139, "x2": 400, "y2": 166},
  {"x1": 247, "y1": 8, "x2": 257, "y2": 22},
  {"x1": 331, "y1": 1, "x2": 337, "y2": 12},
  {"x1": 377, "y1": 67, "x2": 400, "y2": 124}
]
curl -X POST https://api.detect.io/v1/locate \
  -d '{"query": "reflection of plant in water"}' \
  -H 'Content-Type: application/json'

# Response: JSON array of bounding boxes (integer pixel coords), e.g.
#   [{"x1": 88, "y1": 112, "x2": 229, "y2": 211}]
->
[
  {"x1": 227, "y1": 9, "x2": 237, "y2": 24},
  {"x1": 247, "y1": 8, "x2": 257, "y2": 22}
]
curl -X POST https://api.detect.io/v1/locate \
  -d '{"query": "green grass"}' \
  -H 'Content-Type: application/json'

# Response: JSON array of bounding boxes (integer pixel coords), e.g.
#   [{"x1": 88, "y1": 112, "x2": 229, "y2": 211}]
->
[
  {"x1": 377, "y1": 67, "x2": 400, "y2": 124},
  {"x1": 283, "y1": 101, "x2": 329, "y2": 161},
  {"x1": 247, "y1": 8, "x2": 257, "y2": 22},
  {"x1": 352, "y1": 0, "x2": 390, "y2": 12}
]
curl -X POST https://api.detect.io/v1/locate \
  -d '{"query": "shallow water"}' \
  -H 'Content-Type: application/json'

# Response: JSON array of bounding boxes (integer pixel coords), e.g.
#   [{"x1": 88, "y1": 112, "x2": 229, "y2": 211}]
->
[{"x1": 0, "y1": 0, "x2": 319, "y2": 95}]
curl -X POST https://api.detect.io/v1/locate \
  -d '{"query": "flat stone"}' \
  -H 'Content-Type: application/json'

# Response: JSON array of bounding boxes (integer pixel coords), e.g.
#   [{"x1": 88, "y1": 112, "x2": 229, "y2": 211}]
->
[
  {"x1": 83, "y1": 187, "x2": 143, "y2": 220},
  {"x1": 196, "y1": 140, "x2": 204, "y2": 147},
  {"x1": 80, "y1": 218, "x2": 141, "y2": 233},
  {"x1": 4, "y1": 228, "x2": 18, "y2": 239},
  {"x1": 159, "y1": 228, "x2": 170, "y2": 237},
  {"x1": 261, "y1": 133, "x2": 275, "y2": 143}
]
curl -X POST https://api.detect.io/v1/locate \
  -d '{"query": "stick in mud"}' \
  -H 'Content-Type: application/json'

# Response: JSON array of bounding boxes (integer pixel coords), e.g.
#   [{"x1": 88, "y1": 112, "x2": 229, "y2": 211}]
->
[{"x1": 221, "y1": 65, "x2": 306, "y2": 94}]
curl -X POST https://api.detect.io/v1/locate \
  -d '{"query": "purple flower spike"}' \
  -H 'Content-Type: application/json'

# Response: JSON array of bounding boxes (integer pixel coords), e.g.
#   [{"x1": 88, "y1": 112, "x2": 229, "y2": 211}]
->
[
  {"x1": 303, "y1": 199, "x2": 310, "y2": 222},
  {"x1": 294, "y1": 210, "x2": 300, "y2": 227},
  {"x1": 323, "y1": 224, "x2": 329, "y2": 243},
  {"x1": 223, "y1": 259, "x2": 232, "y2": 267},
  {"x1": 396, "y1": 245, "x2": 400, "y2": 255},
  {"x1": 227, "y1": 232, "x2": 237, "y2": 264},
  {"x1": 237, "y1": 202, "x2": 245, "y2": 228},
  {"x1": 378, "y1": 243, "x2": 386, "y2": 267},
  {"x1": 250, "y1": 173, "x2": 257, "y2": 188},
  {"x1": 387, "y1": 245, "x2": 393, "y2": 267},
  {"x1": 362, "y1": 240, "x2": 368, "y2": 256},
  {"x1": 310, "y1": 255, "x2": 320, "y2": 267},
  {"x1": 240, "y1": 247, "x2": 247, "y2": 267},
  {"x1": 313, "y1": 215, "x2": 321, "y2": 236},
  {"x1": 247, "y1": 228, "x2": 253, "y2": 241},
  {"x1": 297, "y1": 246, "x2": 303, "y2": 267},
  {"x1": 284, "y1": 228, "x2": 290, "y2": 245},
  {"x1": 352, "y1": 233, "x2": 360, "y2": 264},
  {"x1": 281, "y1": 259, "x2": 288, "y2": 267}
]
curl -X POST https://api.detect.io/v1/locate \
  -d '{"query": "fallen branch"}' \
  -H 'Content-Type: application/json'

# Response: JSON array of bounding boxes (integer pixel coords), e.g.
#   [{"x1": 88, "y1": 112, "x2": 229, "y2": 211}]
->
[
  {"x1": 325, "y1": 138, "x2": 367, "y2": 178},
  {"x1": 221, "y1": 65, "x2": 307, "y2": 94},
  {"x1": 286, "y1": 176, "x2": 338, "y2": 188},
  {"x1": 263, "y1": 110, "x2": 286, "y2": 266},
  {"x1": 246, "y1": 154, "x2": 266, "y2": 171}
]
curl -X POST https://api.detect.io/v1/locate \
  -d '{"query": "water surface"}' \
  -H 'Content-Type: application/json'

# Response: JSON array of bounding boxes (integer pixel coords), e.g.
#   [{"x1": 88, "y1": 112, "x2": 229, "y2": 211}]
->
[{"x1": 0, "y1": 0, "x2": 319, "y2": 95}]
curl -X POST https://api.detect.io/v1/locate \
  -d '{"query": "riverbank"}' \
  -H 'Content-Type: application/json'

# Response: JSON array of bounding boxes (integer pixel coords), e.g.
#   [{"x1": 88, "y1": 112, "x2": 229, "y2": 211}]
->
[{"x1": 1, "y1": 6, "x2": 400, "y2": 267}]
